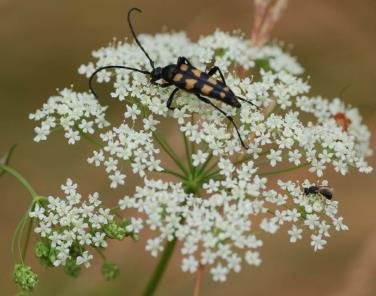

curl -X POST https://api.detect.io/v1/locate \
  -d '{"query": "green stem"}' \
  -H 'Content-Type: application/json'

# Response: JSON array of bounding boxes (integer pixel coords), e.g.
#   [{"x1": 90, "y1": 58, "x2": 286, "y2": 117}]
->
[
  {"x1": 142, "y1": 164, "x2": 200, "y2": 295},
  {"x1": 22, "y1": 218, "x2": 33, "y2": 261},
  {"x1": 183, "y1": 133, "x2": 193, "y2": 173},
  {"x1": 0, "y1": 164, "x2": 37, "y2": 198},
  {"x1": 142, "y1": 238, "x2": 178, "y2": 296},
  {"x1": 154, "y1": 132, "x2": 188, "y2": 176},
  {"x1": 159, "y1": 168, "x2": 186, "y2": 180},
  {"x1": 196, "y1": 153, "x2": 214, "y2": 177},
  {"x1": 95, "y1": 248, "x2": 106, "y2": 261},
  {"x1": 258, "y1": 162, "x2": 309, "y2": 176},
  {"x1": 77, "y1": 129, "x2": 104, "y2": 148},
  {"x1": 16, "y1": 209, "x2": 30, "y2": 264}
]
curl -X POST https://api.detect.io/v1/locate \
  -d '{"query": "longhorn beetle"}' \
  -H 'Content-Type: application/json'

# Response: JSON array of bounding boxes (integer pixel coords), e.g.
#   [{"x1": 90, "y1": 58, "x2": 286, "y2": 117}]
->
[{"x1": 89, "y1": 7, "x2": 259, "y2": 149}]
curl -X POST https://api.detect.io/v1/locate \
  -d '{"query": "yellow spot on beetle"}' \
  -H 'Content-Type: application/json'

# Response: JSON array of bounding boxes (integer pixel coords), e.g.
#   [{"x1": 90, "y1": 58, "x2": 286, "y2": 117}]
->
[
  {"x1": 173, "y1": 73, "x2": 183, "y2": 82},
  {"x1": 207, "y1": 76, "x2": 218, "y2": 85},
  {"x1": 220, "y1": 91, "x2": 226, "y2": 99},
  {"x1": 224, "y1": 86, "x2": 230, "y2": 92},
  {"x1": 201, "y1": 84, "x2": 214, "y2": 95},
  {"x1": 192, "y1": 68, "x2": 202, "y2": 77},
  {"x1": 180, "y1": 64, "x2": 189, "y2": 71},
  {"x1": 185, "y1": 79, "x2": 197, "y2": 90}
]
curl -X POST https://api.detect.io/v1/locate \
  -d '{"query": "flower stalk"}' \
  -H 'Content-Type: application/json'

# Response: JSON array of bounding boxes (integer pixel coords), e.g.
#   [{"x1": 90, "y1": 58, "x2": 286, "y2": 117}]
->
[{"x1": 143, "y1": 238, "x2": 178, "y2": 296}]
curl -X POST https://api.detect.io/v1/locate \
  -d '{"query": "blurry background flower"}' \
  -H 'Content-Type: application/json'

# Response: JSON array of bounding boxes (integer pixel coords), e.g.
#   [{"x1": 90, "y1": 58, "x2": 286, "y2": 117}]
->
[{"x1": 1, "y1": 0, "x2": 375, "y2": 295}]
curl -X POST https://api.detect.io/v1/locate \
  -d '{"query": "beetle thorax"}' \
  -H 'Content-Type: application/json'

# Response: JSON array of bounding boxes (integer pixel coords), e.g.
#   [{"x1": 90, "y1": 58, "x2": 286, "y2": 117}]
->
[{"x1": 161, "y1": 65, "x2": 178, "y2": 82}]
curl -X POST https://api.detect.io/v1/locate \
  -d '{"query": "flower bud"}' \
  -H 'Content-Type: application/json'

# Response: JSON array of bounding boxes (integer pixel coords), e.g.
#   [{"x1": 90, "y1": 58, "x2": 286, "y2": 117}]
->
[
  {"x1": 13, "y1": 264, "x2": 38, "y2": 292},
  {"x1": 104, "y1": 221, "x2": 126, "y2": 240},
  {"x1": 63, "y1": 257, "x2": 81, "y2": 278},
  {"x1": 102, "y1": 261, "x2": 119, "y2": 281},
  {"x1": 35, "y1": 240, "x2": 53, "y2": 267}
]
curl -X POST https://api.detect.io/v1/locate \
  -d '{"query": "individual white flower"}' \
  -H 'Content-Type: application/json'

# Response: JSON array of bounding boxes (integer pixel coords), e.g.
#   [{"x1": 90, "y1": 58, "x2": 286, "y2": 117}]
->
[
  {"x1": 288, "y1": 149, "x2": 302, "y2": 165},
  {"x1": 245, "y1": 251, "x2": 262, "y2": 266},
  {"x1": 29, "y1": 203, "x2": 45, "y2": 219},
  {"x1": 109, "y1": 171, "x2": 126, "y2": 188},
  {"x1": 210, "y1": 264, "x2": 228, "y2": 282},
  {"x1": 310, "y1": 234, "x2": 326, "y2": 251},
  {"x1": 192, "y1": 150, "x2": 209, "y2": 167},
  {"x1": 76, "y1": 251, "x2": 94, "y2": 268},
  {"x1": 267, "y1": 149, "x2": 282, "y2": 167},
  {"x1": 181, "y1": 256, "x2": 199, "y2": 273},
  {"x1": 87, "y1": 150, "x2": 105, "y2": 166},
  {"x1": 126, "y1": 217, "x2": 144, "y2": 234},
  {"x1": 332, "y1": 217, "x2": 349, "y2": 231},
  {"x1": 124, "y1": 104, "x2": 141, "y2": 120},
  {"x1": 288, "y1": 225, "x2": 303, "y2": 243},
  {"x1": 145, "y1": 238, "x2": 163, "y2": 257},
  {"x1": 33, "y1": 126, "x2": 50, "y2": 142}
]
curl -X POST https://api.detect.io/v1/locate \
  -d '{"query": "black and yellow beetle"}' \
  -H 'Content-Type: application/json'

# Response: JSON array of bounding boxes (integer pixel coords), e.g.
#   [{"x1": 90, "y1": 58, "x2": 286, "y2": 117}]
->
[{"x1": 89, "y1": 8, "x2": 259, "y2": 149}]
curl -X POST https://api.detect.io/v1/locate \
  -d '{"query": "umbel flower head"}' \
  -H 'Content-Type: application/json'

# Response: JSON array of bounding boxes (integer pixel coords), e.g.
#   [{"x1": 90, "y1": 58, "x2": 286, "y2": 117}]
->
[{"x1": 30, "y1": 30, "x2": 372, "y2": 282}]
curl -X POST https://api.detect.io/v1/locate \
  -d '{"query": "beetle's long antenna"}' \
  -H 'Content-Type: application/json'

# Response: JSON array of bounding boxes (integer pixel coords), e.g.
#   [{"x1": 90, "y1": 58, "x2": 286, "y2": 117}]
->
[
  {"x1": 128, "y1": 8, "x2": 155, "y2": 70},
  {"x1": 236, "y1": 96, "x2": 260, "y2": 110},
  {"x1": 89, "y1": 65, "x2": 150, "y2": 98}
]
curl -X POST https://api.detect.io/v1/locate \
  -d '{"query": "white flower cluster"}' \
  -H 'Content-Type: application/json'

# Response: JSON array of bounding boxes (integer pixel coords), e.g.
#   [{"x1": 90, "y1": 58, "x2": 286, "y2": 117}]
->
[
  {"x1": 269, "y1": 179, "x2": 348, "y2": 250},
  {"x1": 76, "y1": 31, "x2": 371, "y2": 182},
  {"x1": 29, "y1": 88, "x2": 109, "y2": 144},
  {"x1": 119, "y1": 177, "x2": 347, "y2": 281},
  {"x1": 30, "y1": 30, "x2": 372, "y2": 282},
  {"x1": 29, "y1": 179, "x2": 114, "y2": 268},
  {"x1": 119, "y1": 179, "x2": 265, "y2": 281},
  {"x1": 88, "y1": 121, "x2": 162, "y2": 189}
]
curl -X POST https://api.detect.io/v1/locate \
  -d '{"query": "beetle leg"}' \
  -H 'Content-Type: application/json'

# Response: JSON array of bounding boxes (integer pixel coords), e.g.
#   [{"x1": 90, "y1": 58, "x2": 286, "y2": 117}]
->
[
  {"x1": 195, "y1": 94, "x2": 248, "y2": 149},
  {"x1": 236, "y1": 96, "x2": 260, "y2": 110},
  {"x1": 151, "y1": 81, "x2": 172, "y2": 88},
  {"x1": 207, "y1": 66, "x2": 227, "y2": 85},
  {"x1": 177, "y1": 56, "x2": 193, "y2": 67},
  {"x1": 166, "y1": 88, "x2": 180, "y2": 110}
]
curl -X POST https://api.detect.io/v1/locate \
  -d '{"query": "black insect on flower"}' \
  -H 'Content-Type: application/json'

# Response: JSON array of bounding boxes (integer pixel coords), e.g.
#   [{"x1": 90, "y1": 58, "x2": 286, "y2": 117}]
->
[
  {"x1": 89, "y1": 7, "x2": 259, "y2": 149},
  {"x1": 304, "y1": 186, "x2": 333, "y2": 200}
]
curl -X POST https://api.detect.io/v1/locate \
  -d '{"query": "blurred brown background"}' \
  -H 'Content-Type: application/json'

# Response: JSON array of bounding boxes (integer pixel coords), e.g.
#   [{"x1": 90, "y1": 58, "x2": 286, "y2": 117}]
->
[{"x1": 1, "y1": 0, "x2": 375, "y2": 295}]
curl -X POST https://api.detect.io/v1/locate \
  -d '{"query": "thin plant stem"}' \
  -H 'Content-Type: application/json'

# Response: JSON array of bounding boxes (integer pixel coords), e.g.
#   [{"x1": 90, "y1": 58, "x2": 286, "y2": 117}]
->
[
  {"x1": 142, "y1": 238, "x2": 178, "y2": 296},
  {"x1": 258, "y1": 162, "x2": 309, "y2": 176},
  {"x1": 77, "y1": 129, "x2": 105, "y2": 148},
  {"x1": 22, "y1": 218, "x2": 33, "y2": 261},
  {"x1": 17, "y1": 210, "x2": 30, "y2": 264},
  {"x1": 200, "y1": 160, "x2": 218, "y2": 178},
  {"x1": 11, "y1": 212, "x2": 27, "y2": 263},
  {"x1": 154, "y1": 132, "x2": 189, "y2": 176},
  {"x1": 159, "y1": 168, "x2": 187, "y2": 180},
  {"x1": 0, "y1": 164, "x2": 37, "y2": 198},
  {"x1": 196, "y1": 153, "x2": 214, "y2": 177},
  {"x1": 183, "y1": 132, "x2": 193, "y2": 173},
  {"x1": 142, "y1": 170, "x2": 201, "y2": 295},
  {"x1": 95, "y1": 248, "x2": 106, "y2": 261},
  {"x1": 193, "y1": 264, "x2": 205, "y2": 296}
]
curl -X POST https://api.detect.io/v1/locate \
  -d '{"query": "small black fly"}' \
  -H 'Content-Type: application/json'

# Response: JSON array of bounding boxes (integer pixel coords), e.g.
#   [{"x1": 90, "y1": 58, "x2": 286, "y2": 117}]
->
[
  {"x1": 89, "y1": 8, "x2": 259, "y2": 149},
  {"x1": 304, "y1": 186, "x2": 333, "y2": 200}
]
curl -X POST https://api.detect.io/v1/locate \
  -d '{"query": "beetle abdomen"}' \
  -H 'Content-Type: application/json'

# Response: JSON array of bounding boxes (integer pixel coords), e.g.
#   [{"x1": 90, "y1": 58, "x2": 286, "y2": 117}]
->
[{"x1": 172, "y1": 64, "x2": 239, "y2": 107}]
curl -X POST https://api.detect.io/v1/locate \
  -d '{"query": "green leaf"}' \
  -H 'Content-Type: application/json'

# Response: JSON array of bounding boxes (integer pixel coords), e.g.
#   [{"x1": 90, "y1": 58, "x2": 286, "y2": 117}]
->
[{"x1": 0, "y1": 144, "x2": 17, "y2": 176}]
